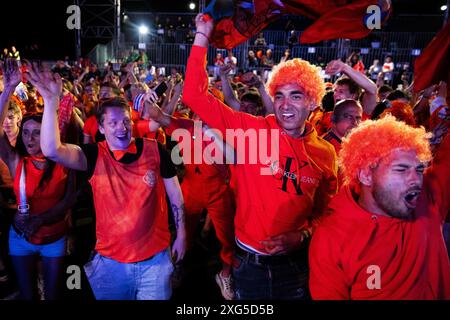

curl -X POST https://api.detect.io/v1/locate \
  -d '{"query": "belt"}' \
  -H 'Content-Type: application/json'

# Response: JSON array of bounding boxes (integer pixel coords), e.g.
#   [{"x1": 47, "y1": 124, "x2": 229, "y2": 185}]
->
[{"x1": 235, "y1": 245, "x2": 304, "y2": 266}]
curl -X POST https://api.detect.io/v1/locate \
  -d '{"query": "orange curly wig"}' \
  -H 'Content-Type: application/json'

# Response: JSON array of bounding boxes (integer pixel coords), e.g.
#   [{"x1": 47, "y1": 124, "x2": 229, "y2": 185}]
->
[
  {"x1": 339, "y1": 115, "x2": 432, "y2": 189},
  {"x1": 267, "y1": 58, "x2": 325, "y2": 106},
  {"x1": 380, "y1": 101, "x2": 416, "y2": 127}
]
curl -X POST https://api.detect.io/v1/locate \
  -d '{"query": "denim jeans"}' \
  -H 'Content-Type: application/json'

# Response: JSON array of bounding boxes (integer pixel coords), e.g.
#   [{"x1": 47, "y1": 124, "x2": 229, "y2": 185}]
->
[
  {"x1": 9, "y1": 225, "x2": 66, "y2": 258},
  {"x1": 232, "y1": 246, "x2": 310, "y2": 300},
  {"x1": 84, "y1": 248, "x2": 174, "y2": 300}
]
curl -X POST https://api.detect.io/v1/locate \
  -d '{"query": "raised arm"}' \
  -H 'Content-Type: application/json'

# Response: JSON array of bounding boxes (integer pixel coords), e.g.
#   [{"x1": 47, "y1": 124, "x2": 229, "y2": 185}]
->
[
  {"x1": 326, "y1": 59, "x2": 377, "y2": 115},
  {"x1": 182, "y1": 14, "x2": 256, "y2": 135},
  {"x1": 25, "y1": 62, "x2": 88, "y2": 171},
  {"x1": 0, "y1": 60, "x2": 21, "y2": 173},
  {"x1": 0, "y1": 60, "x2": 21, "y2": 138},
  {"x1": 242, "y1": 72, "x2": 274, "y2": 114},
  {"x1": 219, "y1": 64, "x2": 241, "y2": 110},
  {"x1": 162, "y1": 80, "x2": 183, "y2": 115}
]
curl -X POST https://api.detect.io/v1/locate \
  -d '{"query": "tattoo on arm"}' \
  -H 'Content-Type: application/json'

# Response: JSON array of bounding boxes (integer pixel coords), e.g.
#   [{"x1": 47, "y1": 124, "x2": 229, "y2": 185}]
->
[{"x1": 171, "y1": 203, "x2": 185, "y2": 230}]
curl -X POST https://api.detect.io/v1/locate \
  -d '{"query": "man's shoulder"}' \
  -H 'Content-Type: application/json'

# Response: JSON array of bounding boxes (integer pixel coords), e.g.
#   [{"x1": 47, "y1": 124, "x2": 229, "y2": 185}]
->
[
  {"x1": 308, "y1": 128, "x2": 338, "y2": 162},
  {"x1": 314, "y1": 189, "x2": 359, "y2": 239}
]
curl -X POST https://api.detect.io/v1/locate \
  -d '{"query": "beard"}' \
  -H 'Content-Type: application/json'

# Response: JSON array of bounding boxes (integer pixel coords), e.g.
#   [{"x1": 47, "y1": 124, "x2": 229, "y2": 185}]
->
[{"x1": 372, "y1": 180, "x2": 413, "y2": 220}]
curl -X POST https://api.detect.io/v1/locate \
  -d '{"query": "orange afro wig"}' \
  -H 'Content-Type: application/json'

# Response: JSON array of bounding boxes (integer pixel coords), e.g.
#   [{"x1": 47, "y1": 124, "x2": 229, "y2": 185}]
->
[
  {"x1": 380, "y1": 101, "x2": 416, "y2": 127},
  {"x1": 267, "y1": 58, "x2": 325, "y2": 106},
  {"x1": 339, "y1": 115, "x2": 432, "y2": 189}
]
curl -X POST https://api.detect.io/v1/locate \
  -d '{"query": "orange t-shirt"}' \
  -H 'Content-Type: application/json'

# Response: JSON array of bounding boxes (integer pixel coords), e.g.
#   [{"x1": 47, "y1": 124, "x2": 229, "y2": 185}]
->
[
  {"x1": 89, "y1": 139, "x2": 170, "y2": 262},
  {"x1": 13, "y1": 159, "x2": 69, "y2": 244}
]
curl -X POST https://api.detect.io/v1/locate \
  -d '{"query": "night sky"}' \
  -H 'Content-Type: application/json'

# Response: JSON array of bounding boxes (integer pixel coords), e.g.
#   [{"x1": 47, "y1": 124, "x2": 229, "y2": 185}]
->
[{"x1": 0, "y1": 0, "x2": 446, "y2": 60}]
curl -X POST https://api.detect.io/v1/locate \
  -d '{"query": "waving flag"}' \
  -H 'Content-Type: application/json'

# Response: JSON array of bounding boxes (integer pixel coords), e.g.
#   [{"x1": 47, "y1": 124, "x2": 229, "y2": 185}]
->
[
  {"x1": 206, "y1": 0, "x2": 392, "y2": 49},
  {"x1": 413, "y1": 21, "x2": 450, "y2": 93}
]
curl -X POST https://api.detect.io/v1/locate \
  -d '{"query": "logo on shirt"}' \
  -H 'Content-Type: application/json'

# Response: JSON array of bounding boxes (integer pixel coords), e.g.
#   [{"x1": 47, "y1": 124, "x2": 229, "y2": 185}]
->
[
  {"x1": 143, "y1": 170, "x2": 157, "y2": 187},
  {"x1": 265, "y1": 157, "x2": 319, "y2": 195}
]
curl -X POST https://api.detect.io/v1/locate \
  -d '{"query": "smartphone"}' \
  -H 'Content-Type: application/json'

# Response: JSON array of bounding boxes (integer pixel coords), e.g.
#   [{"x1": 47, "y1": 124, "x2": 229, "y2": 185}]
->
[{"x1": 154, "y1": 81, "x2": 168, "y2": 97}]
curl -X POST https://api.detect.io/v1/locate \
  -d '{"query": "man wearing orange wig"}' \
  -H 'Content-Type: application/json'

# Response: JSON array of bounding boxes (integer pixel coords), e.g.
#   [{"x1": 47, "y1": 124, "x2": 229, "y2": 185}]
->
[
  {"x1": 309, "y1": 115, "x2": 450, "y2": 299},
  {"x1": 182, "y1": 13, "x2": 337, "y2": 300}
]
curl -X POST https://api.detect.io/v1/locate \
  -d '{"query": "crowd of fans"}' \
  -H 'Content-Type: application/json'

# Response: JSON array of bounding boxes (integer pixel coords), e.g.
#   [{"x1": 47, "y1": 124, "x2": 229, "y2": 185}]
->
[{"x1": 0, "y1": 13, "x2": 449, "y2": 301}]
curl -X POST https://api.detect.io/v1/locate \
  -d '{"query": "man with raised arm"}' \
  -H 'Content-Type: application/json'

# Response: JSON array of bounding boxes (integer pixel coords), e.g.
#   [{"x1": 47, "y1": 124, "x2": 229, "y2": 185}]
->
[
  {"x1": 182, "y1": 14, "x2": 337, "y2": 300},
  {"x1": 26, "y1": 64, "x2": 186, "y2": 300}
]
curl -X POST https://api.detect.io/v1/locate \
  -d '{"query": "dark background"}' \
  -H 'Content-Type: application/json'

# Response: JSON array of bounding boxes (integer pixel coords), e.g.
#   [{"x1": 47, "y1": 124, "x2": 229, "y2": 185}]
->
[{"x1": 0, "y1": 0, "x2": 447, "y2": 60}]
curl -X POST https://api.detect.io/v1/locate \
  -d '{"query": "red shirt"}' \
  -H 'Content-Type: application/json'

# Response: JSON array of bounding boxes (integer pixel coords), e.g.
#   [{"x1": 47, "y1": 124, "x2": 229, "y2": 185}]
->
[
  {"x1": 13, "y1": 159, "x2": 69, "y2": 244},
  {"x1": 309, "y1": 134, "x2": 450, "y2": 299},
  {"x1": 165, "y1": 116, "x2": 230, "y2": 182},
  {"x1": 83, "y1": 115, "x2": 98, "y2": 142},
  {"x1": 89, "y1": 139, "x2": 170, "y2": 262},
  {"x1": 133, "y1": 120, "x2": 166, "y2": 146},
  {"x1": 183, "y1": 46, "x2": 338, "y2": 252}
]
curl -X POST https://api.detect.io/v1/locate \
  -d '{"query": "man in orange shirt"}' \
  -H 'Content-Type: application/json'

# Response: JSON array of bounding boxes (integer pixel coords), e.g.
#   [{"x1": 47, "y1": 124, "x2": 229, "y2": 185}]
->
[
  {"x1": 310, "y1": 116, "x2": 450, "y2": 299},
  {"x1": 183, "y1": 14, "x2": 337, "y2": 300},
  {"x1": 27, "y1": 65, "x2": 186, "y2": 300}
]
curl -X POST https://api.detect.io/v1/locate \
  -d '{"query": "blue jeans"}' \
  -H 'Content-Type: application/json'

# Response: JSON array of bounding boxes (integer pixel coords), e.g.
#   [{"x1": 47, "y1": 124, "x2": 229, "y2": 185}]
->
[
  {"x1": 84, "y1": 248, "x2": 174, "y2": 300},
  {"x1": 232, "y1": 246, "x2": 310, "y2": 300},
  {"x1": 9, "y1": 225, "x2": 66, "y2": 258}
]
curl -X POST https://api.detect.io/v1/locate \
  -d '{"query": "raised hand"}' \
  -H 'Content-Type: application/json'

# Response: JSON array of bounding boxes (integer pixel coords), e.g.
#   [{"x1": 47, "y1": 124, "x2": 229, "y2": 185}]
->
[
  {"x1": 195, "y1": 13, "x2": 214, "y2": 38},
  {"x1": 325, "y1": 59, "x2": 347, "y2": 76},
  {"x1": 24, "y1": 61, "x2": 62, "y2": 101},
  {"x1": 126, "y1": 62, "x2": 136, "y2": 74},
  {"x1": 219, "y1": 64, "x2": 233, "y2": 77},
  {"x1": 241, "y1": 72, "x2": 262, "y2": 88},
  {"x1": 173, "y1": 79, "x2": 184, "y2": 95},
  {"x1": 0, "y1": 59, "x2": 22, "y2": 90}
]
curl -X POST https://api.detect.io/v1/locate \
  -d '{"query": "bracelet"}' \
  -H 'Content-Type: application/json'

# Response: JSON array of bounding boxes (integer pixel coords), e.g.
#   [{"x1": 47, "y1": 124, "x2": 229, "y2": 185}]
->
[{"x1": 195, "y1": 31, "x2": 210, "y2": 43}]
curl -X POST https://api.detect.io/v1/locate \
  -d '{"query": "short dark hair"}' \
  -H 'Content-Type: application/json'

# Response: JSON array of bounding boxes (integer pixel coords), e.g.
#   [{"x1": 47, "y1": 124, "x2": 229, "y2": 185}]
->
[
  {"x1": 386, "y1": 89, "x2": 410, "y2": 102},
  {"x1": 335, "y1": 77, "x2": 361, "y2": 97},
  {"x1": 240, "y1": 90, "x2": 262, "y2": 106},
  {"x1": 378, "y1": 84, "x2": 393, "y2": 95},
  {"x1": 331, "y1": 99, "x2": 362, "y2": 123},
  {"x1": 322, "y1": 90, "x2": 335, "y2": 112},
  {"x1": 96, "y1": 97, "x2": 131, "y2": 126}
]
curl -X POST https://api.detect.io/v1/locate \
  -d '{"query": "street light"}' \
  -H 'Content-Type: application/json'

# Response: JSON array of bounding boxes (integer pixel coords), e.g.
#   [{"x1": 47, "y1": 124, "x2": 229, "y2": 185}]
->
[
  {"x1": 441, "y1": 5, "x2": 447, "y2": 11},
  {"x1": 139, "y1": 25, "x2": 149, "y2": 35},
  {"x1": 138, "y1": 25, "x2": 149, "y2": 50},
  {"x1": 189, "y1": 2, "x2": 196, "y2": 10}
]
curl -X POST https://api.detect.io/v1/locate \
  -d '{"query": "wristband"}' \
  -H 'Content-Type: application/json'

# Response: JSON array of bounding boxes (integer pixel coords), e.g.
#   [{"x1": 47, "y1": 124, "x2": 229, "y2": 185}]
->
[{"x1": 195, "y1": 31, "x2": 210, "y2": 43}]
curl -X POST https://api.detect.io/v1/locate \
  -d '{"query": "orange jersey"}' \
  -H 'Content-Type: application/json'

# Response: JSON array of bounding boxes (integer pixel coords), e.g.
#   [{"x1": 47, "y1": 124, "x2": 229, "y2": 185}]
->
[
  {"x1": 89, "y1": 139, "x2": 170, "y2": 262},
  {"x1": 13, "y1": 159, "x2": 69, "y2": 244}
]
